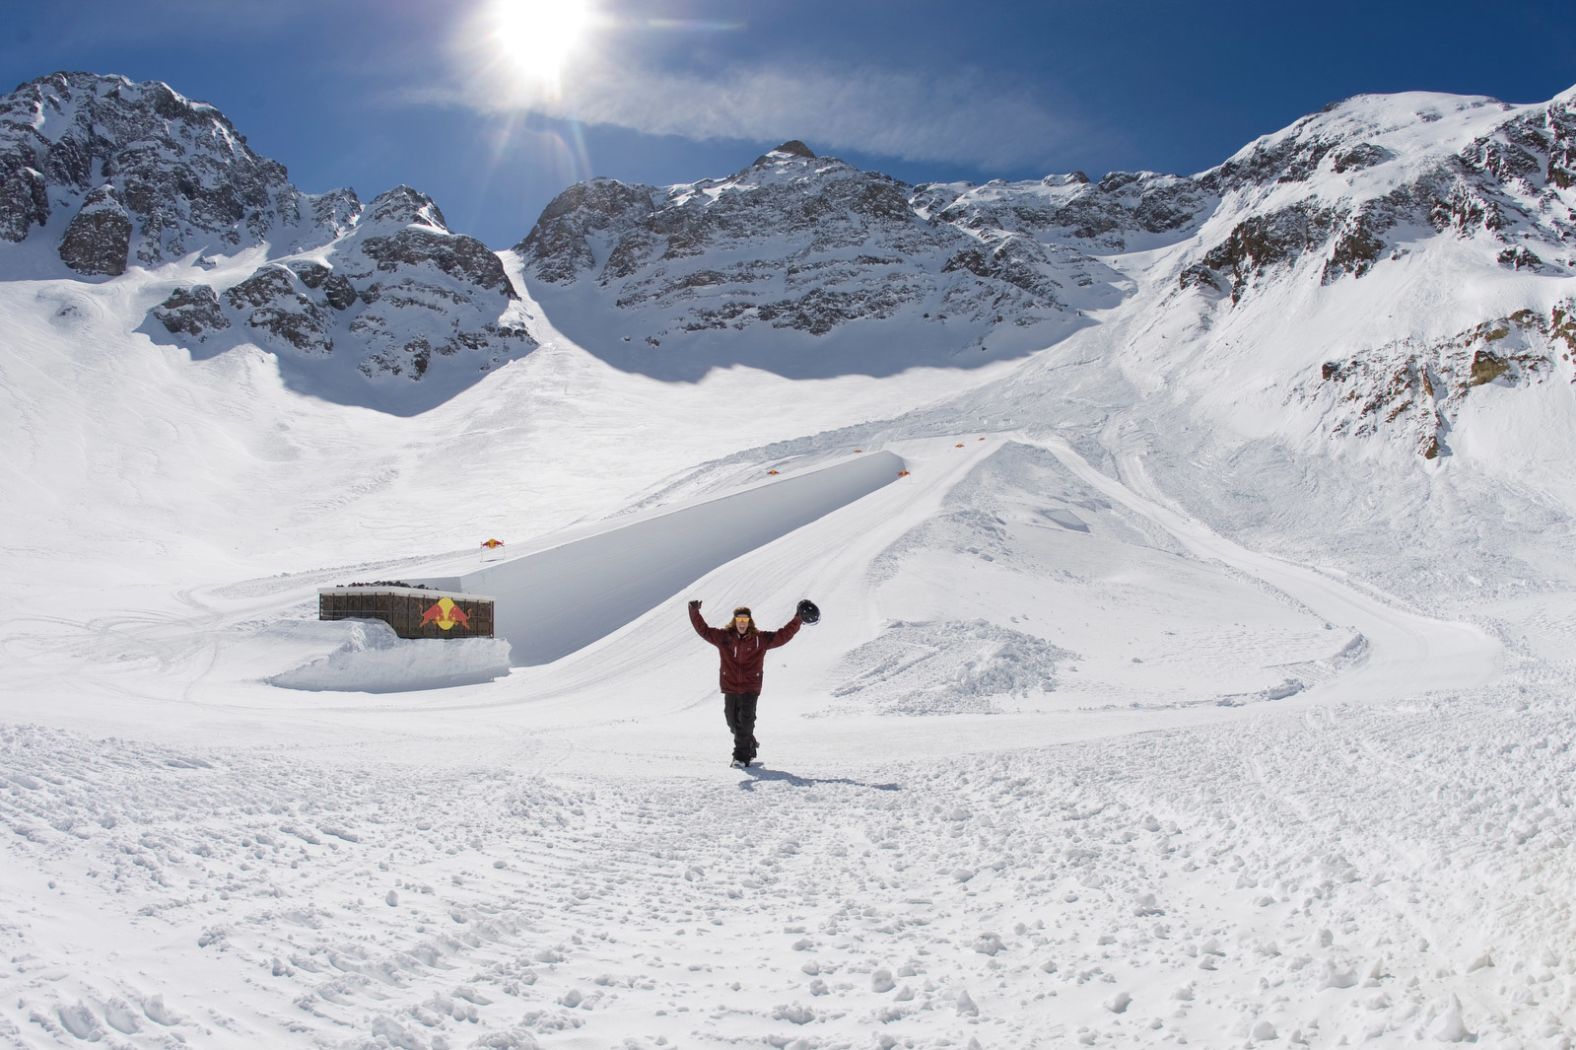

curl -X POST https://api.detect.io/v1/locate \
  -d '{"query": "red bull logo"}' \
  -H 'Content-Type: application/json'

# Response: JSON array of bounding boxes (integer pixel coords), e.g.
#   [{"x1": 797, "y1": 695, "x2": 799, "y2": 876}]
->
[{"x1": 420, "y1": 597, "x2": 471, "y2": 632}]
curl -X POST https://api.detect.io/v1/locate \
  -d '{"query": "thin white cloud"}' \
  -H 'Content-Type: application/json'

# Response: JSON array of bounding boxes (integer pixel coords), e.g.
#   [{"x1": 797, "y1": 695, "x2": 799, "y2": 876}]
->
[{"x1": 434, "y1": 54, "x2": 1080, "y2": 173}]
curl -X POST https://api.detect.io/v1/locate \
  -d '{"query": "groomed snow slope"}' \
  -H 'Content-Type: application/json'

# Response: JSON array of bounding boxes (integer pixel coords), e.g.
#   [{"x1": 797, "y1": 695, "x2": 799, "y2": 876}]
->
[{"x1": 412, "y1": 451, "x2": 906, "y2": 665}]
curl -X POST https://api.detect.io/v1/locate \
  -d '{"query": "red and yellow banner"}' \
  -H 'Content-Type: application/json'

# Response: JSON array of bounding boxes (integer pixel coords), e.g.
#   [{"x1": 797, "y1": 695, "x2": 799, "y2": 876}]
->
[{"x1": 420, "y1": 597, "x2": 471, "y2": 632}]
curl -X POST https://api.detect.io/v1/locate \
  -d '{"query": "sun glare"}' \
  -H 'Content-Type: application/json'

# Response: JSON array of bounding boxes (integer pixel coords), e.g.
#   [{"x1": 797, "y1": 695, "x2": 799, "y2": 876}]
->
[{"x1": 491, "y1": 0, "x2": 594, "y2": 87}]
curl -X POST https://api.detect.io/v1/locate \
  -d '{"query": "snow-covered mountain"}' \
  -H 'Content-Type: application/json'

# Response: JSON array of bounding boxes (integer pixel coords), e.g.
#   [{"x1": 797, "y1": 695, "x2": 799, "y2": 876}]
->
[
  {"x1": 5, "y1": 72, "x2": 1572, "y2": 430},
  {"x1": 144, "y1": 183, "x2": 533, "y2": 403},
  {"x1": 515, "y1": 141, "x2": 1104, "y2": 375},
  {"x1": 0, "y1": 72, "x2": 353, "y2": 272},
  {"x1": 519, "y1": 91, "x2": 1576, "y2": 455},
  {"x1": 1, "y1": 73, "x2": 534, "y2": 407}
]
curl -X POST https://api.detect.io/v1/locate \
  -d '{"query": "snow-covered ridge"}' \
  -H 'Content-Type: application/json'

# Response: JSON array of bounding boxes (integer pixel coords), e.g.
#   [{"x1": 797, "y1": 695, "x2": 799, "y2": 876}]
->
[
  {"x1": 0, "y1": 72, "x2": 535, "y2": 408},
  {"x1": 0, "y1": 72, "x2": 353, "y2": 270},
  {"x1": 2, "y1": 70, "x2": 1574, "y2": 435},
  {"x1": 142, "y1": 181, "x2": 536, "y2": 408}
]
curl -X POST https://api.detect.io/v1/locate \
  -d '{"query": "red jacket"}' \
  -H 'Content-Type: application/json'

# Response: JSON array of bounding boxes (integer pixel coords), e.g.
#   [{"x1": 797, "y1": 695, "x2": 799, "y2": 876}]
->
[{"x1": 690, "y1": 605, "x2": 801, "y2": 694}]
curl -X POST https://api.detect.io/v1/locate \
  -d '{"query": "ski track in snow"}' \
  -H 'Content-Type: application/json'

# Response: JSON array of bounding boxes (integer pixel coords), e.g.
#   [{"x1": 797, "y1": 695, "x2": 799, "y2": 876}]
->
[{"x1": 5, "y1": 669, "x2": 1575, "y2": 1049}]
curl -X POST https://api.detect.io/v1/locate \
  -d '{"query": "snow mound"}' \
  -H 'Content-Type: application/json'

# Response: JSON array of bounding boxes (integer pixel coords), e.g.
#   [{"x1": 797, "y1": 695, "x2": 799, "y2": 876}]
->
[
  {"x1": 268, "y1": 619, "x2": 511, "y2": 693},
  {"x1": 824, "y1": 619, "x2": 1074, "y2": 715}
]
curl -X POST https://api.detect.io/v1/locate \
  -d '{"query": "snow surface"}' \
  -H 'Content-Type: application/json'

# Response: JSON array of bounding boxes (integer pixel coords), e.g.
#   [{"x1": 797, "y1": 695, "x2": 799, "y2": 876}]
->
[
  {"x1": 7, "y1": 94, "x2": 1576, "y2": 1045},
  {"x1": 268, "y1": 619, "x2": 513, "y2": 693}
]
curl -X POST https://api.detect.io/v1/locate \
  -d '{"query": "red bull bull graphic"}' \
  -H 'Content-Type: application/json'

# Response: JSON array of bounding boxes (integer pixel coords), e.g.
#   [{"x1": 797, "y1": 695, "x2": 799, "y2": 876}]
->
[
  {"x1": 319, "y1": 584, "x2": 494, "y2": 641},
  {"x1": 420, "y1": 597, "x2": 471, "y2": 632}
]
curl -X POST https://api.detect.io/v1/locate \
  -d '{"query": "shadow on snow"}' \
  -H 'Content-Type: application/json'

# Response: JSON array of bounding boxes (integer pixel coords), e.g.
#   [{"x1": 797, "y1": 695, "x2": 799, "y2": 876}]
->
[{"x1": 737, "y1": 766, "x2": 901, "y2": 792}]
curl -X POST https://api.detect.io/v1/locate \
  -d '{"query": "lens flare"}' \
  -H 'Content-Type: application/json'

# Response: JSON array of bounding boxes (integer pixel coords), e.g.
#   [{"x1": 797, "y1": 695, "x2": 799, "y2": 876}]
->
[{"x1": 490, "y1": 0, "x2": 593, "y2": 89}]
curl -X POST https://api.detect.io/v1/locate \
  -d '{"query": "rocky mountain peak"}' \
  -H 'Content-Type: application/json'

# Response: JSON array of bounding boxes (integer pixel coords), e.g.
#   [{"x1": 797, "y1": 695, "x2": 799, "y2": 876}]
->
[
  {"x1": 515, "y1": 142, "x2": 1105, "y2": 374},
  {"x1": 367, "y1": 185, "x2": 448, "y2": 230},
  {"x1": 0, "y1": 71, "x2": 351, "y2": 274},
  {"x1": 1190, "y1": 87, "x2": 1576, "y2": 304},
  {"x1": 0, "y1": 72, "x2": 536, "y2": 409},
  {"x1": 752, "y1": 140, "x2": 817, "y2": 166}
]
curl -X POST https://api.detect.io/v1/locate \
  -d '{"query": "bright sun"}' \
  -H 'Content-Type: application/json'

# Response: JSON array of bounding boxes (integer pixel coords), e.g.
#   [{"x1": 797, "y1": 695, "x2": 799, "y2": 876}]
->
[{"x1": 491, "y1": 0, "x2": 594, "y2": 87}]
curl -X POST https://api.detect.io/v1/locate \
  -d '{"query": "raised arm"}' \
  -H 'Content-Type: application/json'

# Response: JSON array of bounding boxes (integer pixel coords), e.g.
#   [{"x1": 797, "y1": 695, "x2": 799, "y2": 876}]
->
[
  {"x1": 760, "y1": 614, "x2": 802, "y2": 650},
  {"x1": 689, "y1": 600, "x2": 727, "y2": 646}
]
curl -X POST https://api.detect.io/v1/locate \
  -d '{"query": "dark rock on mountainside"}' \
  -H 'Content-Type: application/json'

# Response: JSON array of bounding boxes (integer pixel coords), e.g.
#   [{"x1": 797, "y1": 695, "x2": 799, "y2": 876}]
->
[
  {"x1": 1192, "y1": 92, "x2": 1576, "y2": 303},
  {"x1": 752, "y1": 140, "x2": 816, "y2": 166},
  {"x1": 360, "y1": 225, "x2": 515, "y2": 295},
  {"x1": 513, "y1": 144, "x2": 1107, "y2": 374},
  {"x1": 153, "y1": 284, "x2": 228, "y2": 336},
  {"x1": 147, "y1": 184, "x2": 534, "y2": 397},
  {"x1": 1201, "y1": 205, "x2": 1337, "y2": 303},
  {"x1": 57, "y1": 185, "x2": 132, "y2": 275},
  {"x1": 520, "y1": 178, "x2": 658, "y2": 284},
  {"x1": 222, "y1": 264, "x2": 334, "y2": 355},
  {"x1": 0, "y1": 161, "x2": 49, "y2": 242}
]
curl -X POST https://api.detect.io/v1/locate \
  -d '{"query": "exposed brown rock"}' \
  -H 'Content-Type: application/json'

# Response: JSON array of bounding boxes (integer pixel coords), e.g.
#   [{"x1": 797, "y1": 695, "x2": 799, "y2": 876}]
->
[{"x1": 58, "y1": 186, "x2": 131, "y2": 275}]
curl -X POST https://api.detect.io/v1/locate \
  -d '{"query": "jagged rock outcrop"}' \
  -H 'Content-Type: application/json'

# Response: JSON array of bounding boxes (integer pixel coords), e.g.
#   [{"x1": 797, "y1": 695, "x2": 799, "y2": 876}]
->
[
  {"x1": 57, "y1": 185, "x2": 132, "y2": 275},
  {"x1": 1295, "y1": 304, "x2": 1576, "y2": 458},
  {"x1": 152, "y1": 284, "x2": 228, "y2": 336},
  {"x1": 0, "y1": 71, "x2": 357, "y2": 274},
  {"x1": 518, "y1": 178, "x2": 658, "y2": 287},
  {"x1": 516, "y1": 142, "x2": 1084, "y2": 361},
  {"x1": 1188, "y1": 91, "x2": 1576, "y2": 303},
  {"x1": 221, "y1": 264, "x2": 334, "y2": 356},
  {"x1": 154, "y1": 185, "x2": 532, "y2": 386}
]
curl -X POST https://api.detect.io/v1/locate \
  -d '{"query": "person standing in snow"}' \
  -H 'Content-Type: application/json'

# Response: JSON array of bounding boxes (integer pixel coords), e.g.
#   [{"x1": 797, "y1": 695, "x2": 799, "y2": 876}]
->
[{"x1": 688, "y1": 600, "x2": 808, "y2": 768}]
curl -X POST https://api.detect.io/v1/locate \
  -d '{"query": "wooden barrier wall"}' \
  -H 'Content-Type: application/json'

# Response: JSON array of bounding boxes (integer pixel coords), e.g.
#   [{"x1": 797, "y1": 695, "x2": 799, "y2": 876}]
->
[{"x1": 318, "y1": 586, "x2": 495, "y2": 640}]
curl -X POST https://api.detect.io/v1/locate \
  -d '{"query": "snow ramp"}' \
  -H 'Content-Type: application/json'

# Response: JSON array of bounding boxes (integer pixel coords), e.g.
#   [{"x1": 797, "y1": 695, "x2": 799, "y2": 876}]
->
[{"x1": 415, "y1": 451, "x2": 905, "y2": 666}]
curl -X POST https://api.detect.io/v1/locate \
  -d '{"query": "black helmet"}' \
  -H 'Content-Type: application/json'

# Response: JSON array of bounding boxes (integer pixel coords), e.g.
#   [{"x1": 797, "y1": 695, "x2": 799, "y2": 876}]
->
[{"x1": 796, "y1": 598, "x2": 820, "y2": 625}]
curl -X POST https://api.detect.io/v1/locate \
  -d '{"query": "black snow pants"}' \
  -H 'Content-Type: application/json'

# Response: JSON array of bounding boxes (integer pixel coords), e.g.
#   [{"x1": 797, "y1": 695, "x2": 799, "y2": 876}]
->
[{"x1": 723, "y1": 692, "x2": 759, "y2": 763}]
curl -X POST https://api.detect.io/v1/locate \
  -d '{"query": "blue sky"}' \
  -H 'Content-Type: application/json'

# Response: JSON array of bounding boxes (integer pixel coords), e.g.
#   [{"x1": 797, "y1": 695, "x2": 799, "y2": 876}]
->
[{"x1": 4, "y1": 0, "x2": 1573, "y2": 247}]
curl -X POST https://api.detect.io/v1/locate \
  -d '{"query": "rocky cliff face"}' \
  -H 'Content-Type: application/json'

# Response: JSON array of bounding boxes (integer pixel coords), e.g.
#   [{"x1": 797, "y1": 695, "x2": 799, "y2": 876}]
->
[
  {"x1": 1290, "y1": 303, "x2": 1576, "y2": 460},
  {"x1": 0, "y1": 72, "x2": 534, "y2": 408},
  {"x1": 515, "y1": 143, "x2": 1097, "y2": 369},
  {"x1": 151, "y1": 184, "x2": 531, "y2": 388},
  {"x1": 0, "y1": 72, "x2": 354, "y2": 273},
  {"x1": 5, "y1": 71, "x2": 1575, "y2": 434},
  {"x1": 1189, "y1": 91, "x2": 1576, "y2": 303}
]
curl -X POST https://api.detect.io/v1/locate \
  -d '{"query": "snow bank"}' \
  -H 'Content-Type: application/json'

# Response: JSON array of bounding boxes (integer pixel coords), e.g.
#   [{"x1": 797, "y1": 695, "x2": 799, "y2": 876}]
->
[{"x1": 268, "y1": 619, "x2": 511, "y2": 693}]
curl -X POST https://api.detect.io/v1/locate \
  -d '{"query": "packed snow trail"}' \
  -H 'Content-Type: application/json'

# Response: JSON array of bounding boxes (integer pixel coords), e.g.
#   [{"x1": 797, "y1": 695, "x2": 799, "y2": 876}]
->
[{"x1": 1029, "y1": 433, "x2": 1504, "y2": 704}]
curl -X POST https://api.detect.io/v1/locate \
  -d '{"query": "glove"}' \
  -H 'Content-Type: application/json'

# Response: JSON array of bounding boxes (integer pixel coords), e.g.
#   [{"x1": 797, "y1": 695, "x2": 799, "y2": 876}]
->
[
  {"x1": 796, "y1": 598, "x2": 820, "y2": 625},
  {"x1": 688, "y1": 599, "x2": 702, "y2": 610}
]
